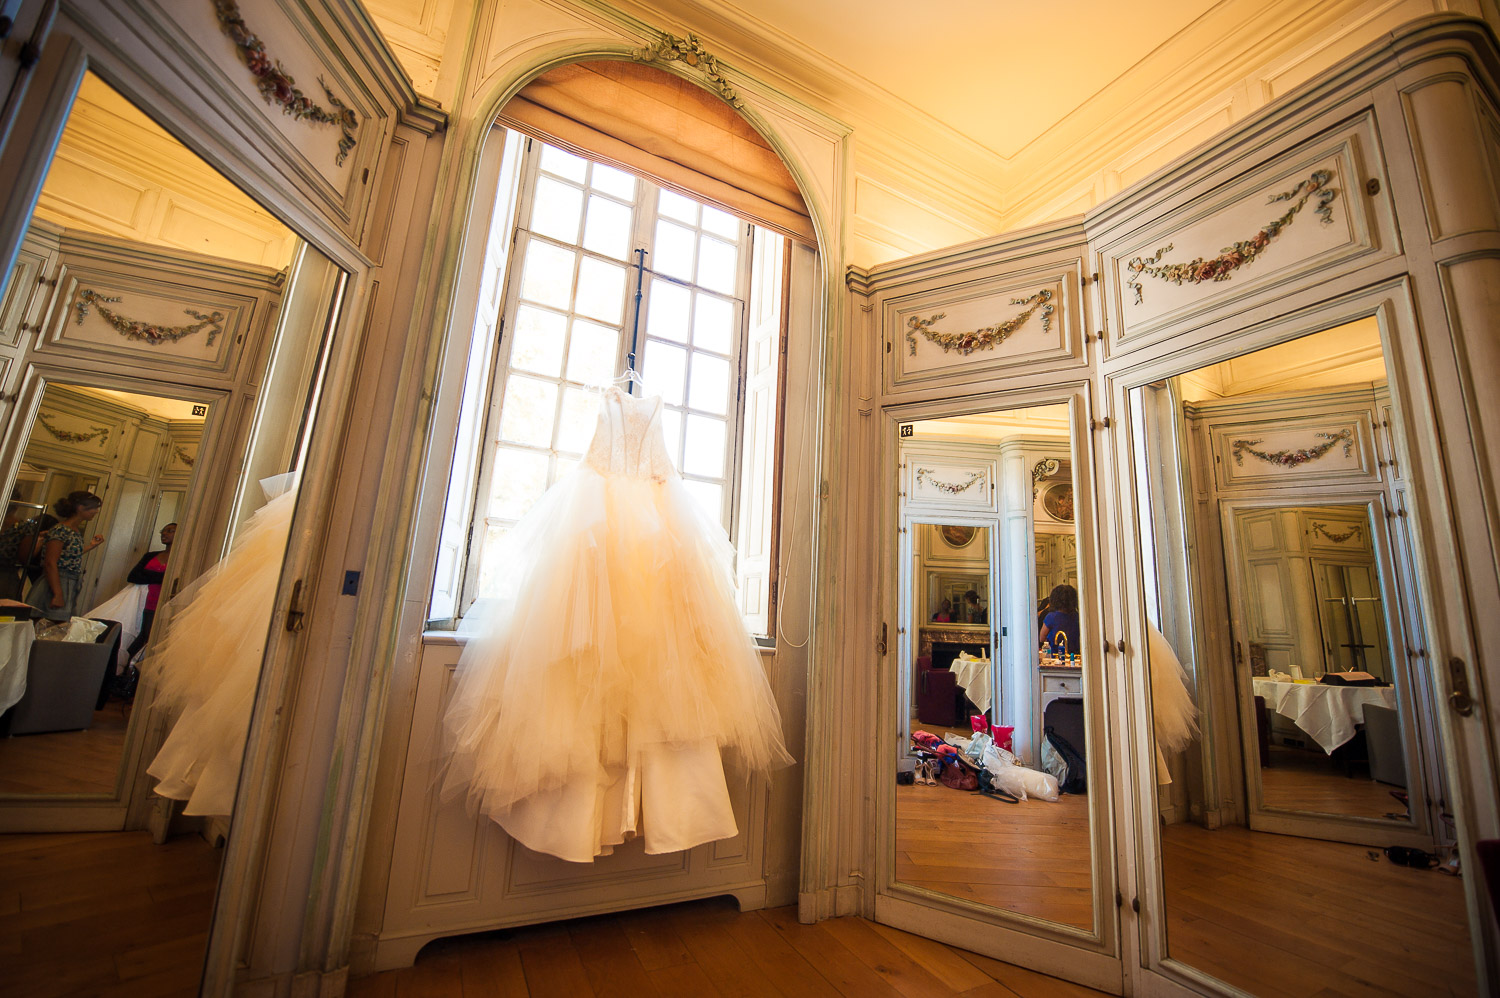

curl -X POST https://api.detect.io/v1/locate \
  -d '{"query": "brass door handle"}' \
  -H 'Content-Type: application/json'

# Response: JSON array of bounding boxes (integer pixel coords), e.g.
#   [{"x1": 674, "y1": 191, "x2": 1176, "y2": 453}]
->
[{"x1": 1447, "y1": 657, "x2": 1474, "y2": 717}]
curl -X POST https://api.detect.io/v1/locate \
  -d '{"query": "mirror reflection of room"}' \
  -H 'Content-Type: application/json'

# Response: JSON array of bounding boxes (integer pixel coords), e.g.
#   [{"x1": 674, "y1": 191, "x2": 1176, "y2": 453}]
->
[
  {"x1": 1133, "y1": 319, "x2": 1476, "y2": 995},
  {"x1": 0, "y1": 68, "x2": 344, "y2": 991},
  {"x1": 896, "y1": 403, "x2": 1095, "y2": 930}
]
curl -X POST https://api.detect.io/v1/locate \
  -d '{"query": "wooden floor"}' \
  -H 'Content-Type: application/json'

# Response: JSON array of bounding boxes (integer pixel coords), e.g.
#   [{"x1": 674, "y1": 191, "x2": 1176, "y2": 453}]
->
[
  {"x1": 348, "y1": 896, "x2": 1108, "y2": 998},
  {"x1": 0, "y1": 828, "x2": 221, "y2": 998},
  {"x1": 1161, "y1": 823, "x2": 1476, "y2": 997},
  {"x1": 896, "y1": 782, "x2": 1093, "y2": 928},
  {"x1": 1259, "y1": 746, "x2": 1403, "y2": 820},
  {"x1": 0, "y1": 704, "x2": 130, "y2": 795}
]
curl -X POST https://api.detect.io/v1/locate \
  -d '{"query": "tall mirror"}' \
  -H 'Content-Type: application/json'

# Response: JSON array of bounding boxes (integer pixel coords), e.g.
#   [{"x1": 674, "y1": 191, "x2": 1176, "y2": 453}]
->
[
  {"x1": 1130, "y1": 319, "x2": 1477, "y2": 993},
  {"x1": 0, "y1": 69, "x2": 344, "y2": 994},
  {"x1": 894, "y1": 403, "x2": 1095, "y2": 931}
]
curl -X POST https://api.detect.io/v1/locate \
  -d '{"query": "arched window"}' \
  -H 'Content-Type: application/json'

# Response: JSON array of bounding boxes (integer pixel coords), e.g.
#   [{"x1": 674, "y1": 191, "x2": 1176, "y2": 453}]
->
[{"x1": 429, "y1": 61, "x2": 812, "y2": 641}]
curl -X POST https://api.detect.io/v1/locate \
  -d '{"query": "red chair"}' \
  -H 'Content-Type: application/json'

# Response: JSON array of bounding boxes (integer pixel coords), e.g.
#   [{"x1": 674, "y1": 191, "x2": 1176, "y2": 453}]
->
[{"x1": 915, "y1": 655, "x2": 961, "y2": 727}]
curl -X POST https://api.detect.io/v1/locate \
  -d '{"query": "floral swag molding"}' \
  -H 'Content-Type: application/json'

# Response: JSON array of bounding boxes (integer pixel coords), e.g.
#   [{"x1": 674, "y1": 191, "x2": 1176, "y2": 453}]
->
[
  {"x1": 38, "y1": 415, "x2": 109, "y2": 446},
  {"x1": 214, "y1": 0, "x2": 359, "y2": 165},
  {"x1": 1231, "y1": 428, "x2": 1353, "y2": 468},
  {"x1": 1312, "y1": 521, "x2": 1362, "y2": 544},
  {"x1": 1126, "y1": 169, "x2": 1339, "y2": 305},
  {"x1": 906, "y1": 289, "x2": 1054, "y2": 357},
  {"x1": 76, "y1": 290, "x2": 225, "y2": 347},
  {"x1": 916, "y1": 468, "x2": 984, "y2": 495},
  {"x1": 174, "y1": 445, "x2": 196, "y2": 468},
  {"x1": 634, "y1": 31, "x2": 745, "y2": 109}
]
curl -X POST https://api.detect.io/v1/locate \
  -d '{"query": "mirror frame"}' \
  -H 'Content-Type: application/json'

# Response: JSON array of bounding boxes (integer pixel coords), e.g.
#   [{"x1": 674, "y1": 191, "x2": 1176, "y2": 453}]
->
[
  {"x1": 874, "y1": 382, "x2": 1122, "y2": 992},
  {"x1": 1105, "y1": 280, "x2": 1484, "y2": 992}
]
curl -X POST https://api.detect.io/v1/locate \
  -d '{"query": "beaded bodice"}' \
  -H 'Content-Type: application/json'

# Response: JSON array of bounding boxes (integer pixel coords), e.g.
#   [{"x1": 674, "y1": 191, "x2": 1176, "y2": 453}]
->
[{"x1": 582, "y1": 387, "x2": 676, "y2": 480}]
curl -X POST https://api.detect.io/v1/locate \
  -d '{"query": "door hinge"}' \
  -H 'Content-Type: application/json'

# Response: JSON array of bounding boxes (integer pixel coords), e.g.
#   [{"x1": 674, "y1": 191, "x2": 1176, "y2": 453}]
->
[
  {"x1": 285, "y1": 579, "x2": 308, "y2": 633},
  {"x1": 1447, "y1": 656, "x2": 1474, "y2": 716}
]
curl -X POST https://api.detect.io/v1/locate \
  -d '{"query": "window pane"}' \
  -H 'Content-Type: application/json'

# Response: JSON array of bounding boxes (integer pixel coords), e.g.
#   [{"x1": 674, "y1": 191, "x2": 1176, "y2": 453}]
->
[
  {"x1": 566, "y1": 319, "x2": 620, "y2": 384},
  {"x1": 693, "y1": 294, "x2": 735, "y2": 354},
  {"x1": 682, "y1": 479, "x2": 724, "y2": 523},
  {"x1": 530, "y1": 176, "x2": 584, "y2": 244},
  {"x1": 658, "y1": 189, "x2": 699, "y2": 224},
  {"x1": 590, "y1": 162, "x2": 636, "y2": 200},
  {"x1": 659, "y1": 407, "x2": 683, "y2": 464},
  {"x1": 643, "y1": 340, "x2": 687, "y2": 405},
  {"x1": 488, "y1": 447, "x2": 550, "y2": 518},
  {"x1": 497, "y1": 375, "x2": 557, "y2": 447},
  {"x1": 688, "y1": 353, "x2": 731, "y2": 415},
  {"x1": 574, "y1": 257, "x2": 626, "y2": 323},
  {"x1": 697, "y1": 235, "x2": 737, "y2": 294},
  {"x1": 654, "y1": 219, "x2": 695, "y2": 280},
  {"x1": 509, "y1": 305, "x2": 567, "y2": 377},
  {"x1": 556, "y1": 387, "x2": 598, "y2": 455},
  {"x1": 683, "y1": 413, "x2": 726, "y2": 477},
  {"x1": 540, "y1": 144, "x2": 587, "y2": 182},
  {"x1": 646, "y1": 279, "x2": 690, "y2": 343},
  {"x1": 582, "y1": 195, "x2": 632, "y2": 260},
  {"x1": 519, "y1": 241, "x2": 575, "y2": 310},
  {"x1": 701, "y1": 204, "x2": 740, "y2": 239},
  {"x1": 475, "y1": 523, "x2": 510, "y2": 598}
]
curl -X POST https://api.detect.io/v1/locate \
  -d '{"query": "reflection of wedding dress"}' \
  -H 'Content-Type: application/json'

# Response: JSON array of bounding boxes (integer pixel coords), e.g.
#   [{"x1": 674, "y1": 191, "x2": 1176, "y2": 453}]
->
[
  {"x1": 443, "y1": 387, "x2": 792, "y2": 863},
  {"x1": 145, "y1": 475, "x2": 297, "y2": 816},
  {"x1": 1148, "y1": 624, "x2": 1200, "y2": 785}
]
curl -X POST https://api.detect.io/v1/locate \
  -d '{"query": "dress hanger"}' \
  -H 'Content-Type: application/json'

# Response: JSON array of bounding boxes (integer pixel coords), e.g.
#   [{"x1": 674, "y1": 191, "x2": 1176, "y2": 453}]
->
[{"x1": 610, "y1": 366, "x2": 646, "y2": 396}]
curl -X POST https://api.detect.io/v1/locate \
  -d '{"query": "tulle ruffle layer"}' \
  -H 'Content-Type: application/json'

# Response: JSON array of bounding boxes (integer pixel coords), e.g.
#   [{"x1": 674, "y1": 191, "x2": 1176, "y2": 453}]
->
[
  {"x1": 144, "y1": 487, "x2": 297, "y2": 815},
  {"x1": 442, "y1": 466, "x2": 792, "y2": 853}
]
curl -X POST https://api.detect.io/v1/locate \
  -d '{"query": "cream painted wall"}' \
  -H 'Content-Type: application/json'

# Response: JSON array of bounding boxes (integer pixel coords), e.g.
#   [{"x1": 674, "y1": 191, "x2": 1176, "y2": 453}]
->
[
  {"x1": 361, "y1": 0, "x2": 1492, "y2": 266},
  {"x1": 33, "y1": 74, "x2": 299, "y2": 270}
]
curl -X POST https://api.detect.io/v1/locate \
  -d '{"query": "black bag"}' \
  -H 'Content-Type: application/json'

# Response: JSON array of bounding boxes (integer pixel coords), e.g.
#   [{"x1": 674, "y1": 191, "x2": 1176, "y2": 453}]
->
[{"x1": 1044, "y1": 727, "x2": 1088, "y2": 794}]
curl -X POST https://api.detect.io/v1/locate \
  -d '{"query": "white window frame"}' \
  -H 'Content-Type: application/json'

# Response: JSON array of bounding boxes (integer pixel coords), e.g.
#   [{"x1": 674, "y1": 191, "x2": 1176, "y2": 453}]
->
[{"x1": 450, "y1": 137, "x2": 779, "y2": 631}]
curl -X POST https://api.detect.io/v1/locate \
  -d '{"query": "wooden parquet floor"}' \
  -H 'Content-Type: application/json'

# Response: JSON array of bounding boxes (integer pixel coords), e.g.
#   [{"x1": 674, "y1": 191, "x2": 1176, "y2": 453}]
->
[
  {"x1": 347, "y1": 896, "x2": 1109, "y2": 998},
  {"x1": 1161, "y1": 823, "x2": 1476, "y2": 997},
  {"x1": 0, "y1": 829, "x2": 221, "y2": 998},
  {"x1": 1259, "y1": 746, "x2": 1404, "y2": 820},
  {"x1": 0, "y1": 705, "x2": 131, "y2": 795},
  {"x1": 896, "y1": 782, "x2": 1094, "y2": 929}
]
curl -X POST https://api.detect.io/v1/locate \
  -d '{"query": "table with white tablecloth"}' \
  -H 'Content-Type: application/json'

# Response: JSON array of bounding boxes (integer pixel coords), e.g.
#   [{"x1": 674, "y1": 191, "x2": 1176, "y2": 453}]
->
[
  {"x1": 0, "y1": 618, "x2": 36, "y2": 715},
  {"x1": 1251, "y1": 677, "x2": 1397, "y2": 754},
  {"x1": 948, "y1": 654, "x2": 993, "y2": 715}
]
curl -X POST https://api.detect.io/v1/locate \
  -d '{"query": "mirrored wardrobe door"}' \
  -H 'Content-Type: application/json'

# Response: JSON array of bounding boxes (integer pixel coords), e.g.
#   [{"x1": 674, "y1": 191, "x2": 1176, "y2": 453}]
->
[
  {"x1": 1124, "y1": 314, "x2": 1479, "y2": 996},
  {"x1": 0, "y1": 63, "x2": 349, "y2": 992},
  {"x1": 879, "y1": 393, "x2": 1121, "y2": 991}
]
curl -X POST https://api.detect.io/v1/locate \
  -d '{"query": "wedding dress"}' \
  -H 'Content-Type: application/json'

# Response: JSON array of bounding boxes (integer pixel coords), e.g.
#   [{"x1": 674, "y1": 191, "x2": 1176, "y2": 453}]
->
[
  {"x1": 443, "y1": 387, "x2": 792, "y2": 863},
  {"x1": 145, "y1": 474, "x2": 297, "y2": 816},
  {"x1": 1147, "y1": 623, "x2": 1200, "y2": 785}
]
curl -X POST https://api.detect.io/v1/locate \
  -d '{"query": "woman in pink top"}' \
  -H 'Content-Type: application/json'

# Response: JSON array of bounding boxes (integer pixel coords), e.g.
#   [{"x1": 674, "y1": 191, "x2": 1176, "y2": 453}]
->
[{"x1": 126, "y1": 522, "x2": 175, "y2": 660}]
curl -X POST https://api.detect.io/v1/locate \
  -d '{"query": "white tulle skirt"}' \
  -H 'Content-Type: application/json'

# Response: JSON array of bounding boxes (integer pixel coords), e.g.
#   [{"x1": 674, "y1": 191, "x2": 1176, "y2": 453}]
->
[
  {"x1": 145, "y1": 483, "x2": 297, "y2": 816},
  {"x1": 443, "y1": 466, "x2": 792, "y2": 863},
  {"x1": 1147, "y1": 624, "x2": 1201, "y2": 785}
]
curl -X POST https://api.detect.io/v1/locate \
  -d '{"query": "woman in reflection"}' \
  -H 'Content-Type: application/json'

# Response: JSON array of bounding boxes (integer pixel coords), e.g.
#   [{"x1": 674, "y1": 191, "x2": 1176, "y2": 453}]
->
[
  {"x1": 0, "y1": 509, "x2": 57, "y2": 602},
  {"x1": 931, "y1": 598, "x2": 953, "y2": 622},
  {"x1": 1038, "y1": 583, "x2": 1080, "y2": 656},
  {"x1": 125, "y1": 522, "x2": 175, "y2": 661},
  {"x1": 25, "y1": 491, "x2": 105, "y2": 620}
]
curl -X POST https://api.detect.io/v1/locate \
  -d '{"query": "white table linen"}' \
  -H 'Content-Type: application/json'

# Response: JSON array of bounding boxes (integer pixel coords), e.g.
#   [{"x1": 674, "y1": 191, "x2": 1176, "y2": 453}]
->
[
  {"x1": 1252, "y1": 677, "x2": 1397, "y2": 754},
  {"x1": 0, "y1": 618, "x2": 36, "y2": 714},
  {"x1": 949, "y1": 653, "x2": 993, "y2": 715}
]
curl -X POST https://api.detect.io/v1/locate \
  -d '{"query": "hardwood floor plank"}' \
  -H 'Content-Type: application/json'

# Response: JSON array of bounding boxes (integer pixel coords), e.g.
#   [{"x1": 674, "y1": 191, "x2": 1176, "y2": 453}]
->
[
  {"x1": 820, "y1": 914, "x2": 966, "y2": 998},
  {"x1": 954, "y1": 950, "x2": 1109, "y2": 998},
  {"x1": 666, "y1": 900, "x2": 785, "y2": 997},
  {"x1": 758, "y1": 907, "x2": 904, "y2": 998},
  {"x1": 619, "y1": 904, "x2": 695, "y2": 971},
  {"x1": 868, "y1": 920, "x2": 998, "y2": 993},
  {"x1": 568, "y1": 914, "x2": 661, "y2": 998},
  {"x1": 648, "y1": 961, "x2": 724, "y2": 997},
  {"x1": 515, "y1": 923, "x2": 596, "y2": 997}
]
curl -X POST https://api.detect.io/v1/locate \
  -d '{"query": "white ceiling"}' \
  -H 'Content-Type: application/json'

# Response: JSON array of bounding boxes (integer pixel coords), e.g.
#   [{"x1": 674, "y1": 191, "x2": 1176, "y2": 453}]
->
[
  {"x1": 912, "y1": 402, "x2": 1070, "y2": 442},
  {"x1": 716, "y1": 0, "x2": 1219, "y2": 160},
  {"x1": 1177, "y1": 317, "x2": 1387, "y2": 400},
  {"x1": 66, "y1": 386, "x2": 208, "y2": 422}
]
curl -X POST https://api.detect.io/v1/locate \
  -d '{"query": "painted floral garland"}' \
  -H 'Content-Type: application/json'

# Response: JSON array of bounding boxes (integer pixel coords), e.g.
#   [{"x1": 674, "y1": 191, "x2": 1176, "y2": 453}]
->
[
  {"x1": 1231, "y1": 428, "x2": 1353, "y2": 468},
  {"x1": 214, "y1": 0, "x2": 359, "y2": 165},
  {"x1": 916, "y1": 468, "x2": 984, "y2": 495},
  {"x1": 38, "y1": 415, "x2": 109, "y2": 446},
  {"x1": 1312, "y1": 521, "x2": 1362, "y2": 544},
  {"x1": 174, "y1": 445, "x2": 197, "y2": 468},
  {"x1": 906, "y1": 289, "x2": 1054, "y2": 357},
  {"x1": 76, "y1": 290, "x2": 224, "y2": 347},
  {"x1": 1126, "y1": 169, "x2": 1339, "y2": 305}
]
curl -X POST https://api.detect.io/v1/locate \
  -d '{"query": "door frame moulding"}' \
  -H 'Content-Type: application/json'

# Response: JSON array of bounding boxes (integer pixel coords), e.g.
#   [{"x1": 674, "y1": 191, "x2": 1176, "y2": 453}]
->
[
  {"x1": 873, "y1": 382, "x2": 1124, "y2": 995},
  {"x1": 1103, "y1": 275, "x2": 1493, "y2": 992},
  {"x1": 343, "y1": 12, "x2": 853, "y2": 970},
  {"x1": 0, "y1": 3, "x2": 442, "y2": 995}
]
